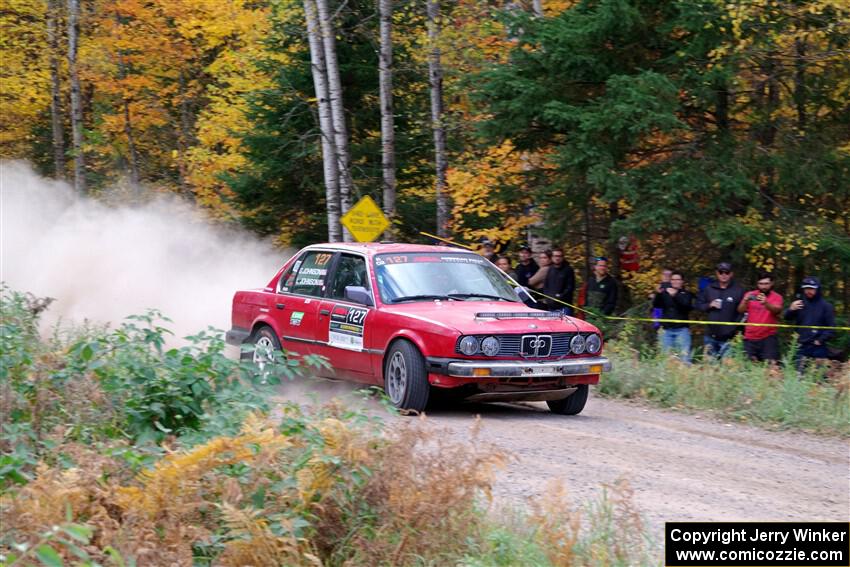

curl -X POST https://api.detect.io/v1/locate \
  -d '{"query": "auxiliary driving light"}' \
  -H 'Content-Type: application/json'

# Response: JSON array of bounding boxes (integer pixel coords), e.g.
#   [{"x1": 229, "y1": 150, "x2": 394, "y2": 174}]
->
[
  {"x1": 459, "y1": 336, "x2": 480, "y2": 355},
  {"x1": 570, "y1": 334, "x2": 586, "y2": 354},
  {"x1": 481, "y1": 336, "x2": 500, "y2": 356},
  {"x1": 585, "y1": 333, "x2": 602, "y2": 354}
]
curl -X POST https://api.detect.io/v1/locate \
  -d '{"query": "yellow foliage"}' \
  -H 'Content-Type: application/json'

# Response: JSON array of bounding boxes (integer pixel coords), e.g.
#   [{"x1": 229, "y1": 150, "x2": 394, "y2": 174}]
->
[
  {"x1": 218, "y1": 504, "x2": 322, "y2": 567},
  {"x1": 738, "y1": 208, "x2": 821, "y2": 271},
  {"x1": 449, "y1": 140, "x2": 550, "y2": 246},
  {"x1": 116, "y1": 413, "x2": 289, "y2": 520},
  {"x1": 0, "y1": 0, "x2": 50, "y2": 156}
]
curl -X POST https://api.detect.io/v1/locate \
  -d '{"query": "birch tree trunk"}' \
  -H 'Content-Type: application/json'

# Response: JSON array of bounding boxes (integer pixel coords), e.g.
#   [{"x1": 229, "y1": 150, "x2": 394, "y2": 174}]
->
[
  {"x1": 177, "y1": 71, "x2": 194, "y2": 200},
  {"x1": 315, "y1": 0, "x2": 353, "y2": 241},
  {"x1": 47, "y1": 0, "x2": 65, "y2": 179},
  {"x1": 304, "y1": 0, "x2": 342, "y2": 242},
  {"x1": 427, "y1": 0, "x2": 449, "y2": 237},
  {"x1": 532, "y1": 0, "x2": 543, "y2": 17},
  {"x1": 67, "y1": 0, "x2": 85, "y2": 194},
  {"x1": 379, "y1": 0, "x2": 396, "y2": 237}
]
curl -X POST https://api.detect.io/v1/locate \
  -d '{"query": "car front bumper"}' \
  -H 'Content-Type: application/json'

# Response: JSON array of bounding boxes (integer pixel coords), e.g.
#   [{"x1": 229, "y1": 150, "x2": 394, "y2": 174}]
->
[{"x1": 433, "y1": 356, "x2": 611, "y2": 379}]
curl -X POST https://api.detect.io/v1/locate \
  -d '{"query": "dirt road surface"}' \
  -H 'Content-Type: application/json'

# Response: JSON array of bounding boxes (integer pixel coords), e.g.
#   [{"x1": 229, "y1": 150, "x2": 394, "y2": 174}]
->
[
  {"x1": 413, "y1": 396, "x2": 849, "y2": 535},
  {"x1": 280, "y1": 380, "x2": 849, "y2": 539}
]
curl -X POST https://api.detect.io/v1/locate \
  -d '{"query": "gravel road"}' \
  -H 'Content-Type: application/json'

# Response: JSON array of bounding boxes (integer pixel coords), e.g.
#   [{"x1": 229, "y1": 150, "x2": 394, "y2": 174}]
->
[
  {"x1": 280, "y1": 380, "x2": 849, "y2": 540},
  {"x1": 411, "y1": 395, "x2": 850, "y2": 536}
]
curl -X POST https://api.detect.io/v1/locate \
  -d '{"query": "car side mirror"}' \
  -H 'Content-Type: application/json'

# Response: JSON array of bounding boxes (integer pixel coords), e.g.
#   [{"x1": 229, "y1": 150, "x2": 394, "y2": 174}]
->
[
  {"x1": 514, "y1": 286, "x2": 536, "y2": 304},
  {"x1": 345, "y1": 285, "x2": 374, "y2": 306}
]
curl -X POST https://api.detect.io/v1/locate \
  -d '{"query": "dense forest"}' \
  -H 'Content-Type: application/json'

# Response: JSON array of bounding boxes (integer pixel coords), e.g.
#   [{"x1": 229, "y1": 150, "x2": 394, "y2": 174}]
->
[{"x1": 2, "y1": 0, "x2": 848, "y2": 313}]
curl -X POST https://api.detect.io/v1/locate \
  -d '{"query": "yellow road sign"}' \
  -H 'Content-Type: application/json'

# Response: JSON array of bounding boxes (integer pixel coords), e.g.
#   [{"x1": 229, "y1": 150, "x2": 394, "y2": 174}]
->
[{"x1": 341, "y1": 196, "x2": 390, "y2": 242}]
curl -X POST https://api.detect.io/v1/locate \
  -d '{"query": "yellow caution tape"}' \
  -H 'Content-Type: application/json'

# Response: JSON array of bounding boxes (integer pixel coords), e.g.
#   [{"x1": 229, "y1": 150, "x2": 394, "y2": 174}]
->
[
  {"x1": 420, "y1": 231, "x2": 476, "y2": 250},
  {"x1": 418, "y1": 232, "x2": 850, "y2": 332}
]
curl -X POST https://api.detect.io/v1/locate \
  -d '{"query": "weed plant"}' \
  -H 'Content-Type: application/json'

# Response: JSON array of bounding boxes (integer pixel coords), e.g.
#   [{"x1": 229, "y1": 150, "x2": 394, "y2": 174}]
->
[
  {"x1": 1, "y1": 287, "x2": 657, "y2": 566},
  {"x1": 600, "y1": 323, "x2": 849, "y2": 436}
]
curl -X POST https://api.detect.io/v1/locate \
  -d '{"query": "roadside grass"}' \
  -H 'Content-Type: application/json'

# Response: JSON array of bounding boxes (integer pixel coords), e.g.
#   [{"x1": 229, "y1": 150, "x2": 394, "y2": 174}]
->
[
  {"x1": 1, "y1": 287, "x2": 657, "y2": 566},
  {"x1": 600, "y1": 329, "x2": 849, "y2": 436}
]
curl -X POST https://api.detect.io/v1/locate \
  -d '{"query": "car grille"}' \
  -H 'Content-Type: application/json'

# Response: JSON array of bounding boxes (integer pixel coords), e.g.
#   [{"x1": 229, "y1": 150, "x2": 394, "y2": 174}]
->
[{"x1": 455, "y1": 333, "x2": 588, "y2": 358}]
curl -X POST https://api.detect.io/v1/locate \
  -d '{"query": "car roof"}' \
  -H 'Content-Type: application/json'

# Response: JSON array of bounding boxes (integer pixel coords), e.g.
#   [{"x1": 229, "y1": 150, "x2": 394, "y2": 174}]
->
[{"x1": 302, "y1": 242, "x2": 477, "y2": 257}]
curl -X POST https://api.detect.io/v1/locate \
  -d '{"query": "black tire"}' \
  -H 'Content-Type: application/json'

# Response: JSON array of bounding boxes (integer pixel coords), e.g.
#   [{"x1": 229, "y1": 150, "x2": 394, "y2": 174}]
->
[
  {"x1": 384, "y1": 340, "x2": 430, "y2": 413},
  {"x1": 243, "y1": 326, "x2": 282, "y2": 375},
  {"x1": 546, "y1": 384, "x2": 589, "y2": 415}
]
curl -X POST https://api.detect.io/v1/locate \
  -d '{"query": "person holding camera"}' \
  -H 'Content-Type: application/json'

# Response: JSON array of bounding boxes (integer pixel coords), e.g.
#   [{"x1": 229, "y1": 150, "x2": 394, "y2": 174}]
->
[
  {"x1": 514, "y1": 245, "x2": 539, "y2": 288},
  {"x1": 652, "y1": 271, "x2": 694, "y2": 362},
  {"x1": 649, "y1": 269, "x2": 673, "y2": 331},
  {"x1": 696, "y1": 262, "x2": 745, "y2": 358},
  {"x1": 737, "y1": 272, "x2": 783, "y2": 362},
  {"x1": 784, "y1": 276, "x2": 836, "y2": 371}
]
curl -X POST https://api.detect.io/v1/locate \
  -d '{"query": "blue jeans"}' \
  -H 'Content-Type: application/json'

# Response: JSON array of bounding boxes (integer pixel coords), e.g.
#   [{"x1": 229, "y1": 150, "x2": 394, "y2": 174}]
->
[
  {"x1": 704, "y1": 336, "x2": 731, "y2": 359},
  {"x1": 661, "y1": 327, "x2": 691, "y2": 362}
]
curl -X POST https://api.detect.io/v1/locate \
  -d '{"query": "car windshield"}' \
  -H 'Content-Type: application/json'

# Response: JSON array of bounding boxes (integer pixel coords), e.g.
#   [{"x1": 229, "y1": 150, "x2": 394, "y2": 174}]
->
[{"x1": 374, "y1": 253, "x2": 519, "y2": 303}]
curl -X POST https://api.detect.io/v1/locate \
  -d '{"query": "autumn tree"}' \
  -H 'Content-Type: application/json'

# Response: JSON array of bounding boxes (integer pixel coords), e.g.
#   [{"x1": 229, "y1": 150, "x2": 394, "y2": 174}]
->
[{"x1": 472, "y1": 0, "x2": 849, "y2": 310}]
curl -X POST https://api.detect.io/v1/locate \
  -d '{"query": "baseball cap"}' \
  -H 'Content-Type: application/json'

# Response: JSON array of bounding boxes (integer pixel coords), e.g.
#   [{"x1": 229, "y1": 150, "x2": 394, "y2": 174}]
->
[
  {"x1": 716, "y1": 262, "x2": 732, "y2": 272},
  {"x1": 518, "y1": 244, "x2": 532, "y2": 252},
  {"x1": 801, "y1": 276, "x2": 820, "y2": 289}
]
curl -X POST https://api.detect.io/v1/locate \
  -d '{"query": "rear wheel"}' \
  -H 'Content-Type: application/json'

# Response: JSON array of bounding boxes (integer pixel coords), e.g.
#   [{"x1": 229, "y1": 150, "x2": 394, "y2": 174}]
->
[
  {"x1": 546, "y1": 384, "x2": 589, "y2": 415},
  {"x1": 384, "y1": 340, "x2": 429, "y2": 413},
  {"x1": 244, "y1": 326, "x2": 282, "y2": 377}
]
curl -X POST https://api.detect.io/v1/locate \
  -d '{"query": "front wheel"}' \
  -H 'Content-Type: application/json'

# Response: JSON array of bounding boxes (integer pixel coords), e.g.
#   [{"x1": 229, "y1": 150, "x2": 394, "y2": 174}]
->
[
  {"x1": 546, "y1": 384, "x2": 588, "y2": 415},
  {"x1": 384, "y1": 340, "x2": 429, "y2": 413}
]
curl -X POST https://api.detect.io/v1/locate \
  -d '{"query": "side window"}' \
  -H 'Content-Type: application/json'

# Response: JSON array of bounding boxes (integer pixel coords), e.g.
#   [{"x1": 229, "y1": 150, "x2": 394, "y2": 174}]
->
[
  {"x1": 329, "y1": 254, "x2": 369, "y2": 300},
  {"x1": 283, "y1": 251, "x2": 334, "y2": 297}
]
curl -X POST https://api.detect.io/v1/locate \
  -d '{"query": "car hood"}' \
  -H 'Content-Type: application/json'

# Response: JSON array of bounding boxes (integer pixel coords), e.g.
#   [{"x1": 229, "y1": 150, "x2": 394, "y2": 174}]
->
[{"x1": 380, "y1": 300, "x2": 600, "y2": 334}]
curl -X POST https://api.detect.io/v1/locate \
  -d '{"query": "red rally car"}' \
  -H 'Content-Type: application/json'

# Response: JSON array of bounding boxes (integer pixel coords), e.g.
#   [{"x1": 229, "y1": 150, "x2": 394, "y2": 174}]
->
[{"x1": 226, "y1": 243, "x2": 611, "y2": 414}]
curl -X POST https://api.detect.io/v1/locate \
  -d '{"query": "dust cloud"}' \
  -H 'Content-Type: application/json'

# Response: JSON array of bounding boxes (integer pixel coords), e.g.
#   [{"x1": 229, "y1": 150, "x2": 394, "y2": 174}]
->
[{"x1": 0, "y1": 161, "x2": 288, "y2": 340}]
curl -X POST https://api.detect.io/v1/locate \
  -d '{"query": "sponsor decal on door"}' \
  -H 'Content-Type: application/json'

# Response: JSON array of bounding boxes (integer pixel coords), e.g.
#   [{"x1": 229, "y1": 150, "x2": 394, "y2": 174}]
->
[{"x1": 328, "y1": 305, "x2": 368, "y2": 350}]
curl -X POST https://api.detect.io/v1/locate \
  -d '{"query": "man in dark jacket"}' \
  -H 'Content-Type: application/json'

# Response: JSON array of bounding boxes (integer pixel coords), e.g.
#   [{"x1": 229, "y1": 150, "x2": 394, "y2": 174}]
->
[
  {"x1": 543, "y1": 247, "x2": 575, "y2": 314},
  {"x1": 784, "y1": 276, "x2": 836, "y2": 371},
  {"x1": 652, "y1": 271, "x2": 694, "y2": 362},
  {"x1": 585, "y1": 257, "x2": 618, "y2": 315},
  {"x1": 514, "y1": 245, "x2": 538, "y2": 288},
  {"x1": 695, "y1": 262, "x2": 745, "y2": 358}
]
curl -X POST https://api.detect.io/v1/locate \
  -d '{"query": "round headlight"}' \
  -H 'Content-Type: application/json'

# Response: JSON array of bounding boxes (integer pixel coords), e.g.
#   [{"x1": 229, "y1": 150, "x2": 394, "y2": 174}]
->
[
  {"x1": 585, "y1": 333, "x2": 602, "y2": 354},
  {"x1": 459, "y1": 336, "x2": 479, "y2": 355},
  {"x1": 569, "y1": 334, "x2": 586, "y2": 354},
  {"x1": 481, "y1": 336, "x2": 500, "y2": 356}
]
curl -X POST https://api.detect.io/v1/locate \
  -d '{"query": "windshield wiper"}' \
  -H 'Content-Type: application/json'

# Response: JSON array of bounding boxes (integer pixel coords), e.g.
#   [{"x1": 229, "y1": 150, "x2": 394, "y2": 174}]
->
[
  {"x1": 447, "y1": 293, "x2": 512, "y2": 302},
  {"x1": 390, "y1": 294, "x2": 456, "y2": 303}
]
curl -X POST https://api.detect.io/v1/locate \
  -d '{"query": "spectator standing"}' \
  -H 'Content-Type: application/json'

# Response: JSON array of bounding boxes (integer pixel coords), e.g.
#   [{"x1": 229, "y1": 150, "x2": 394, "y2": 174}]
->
[
  {"x1": 695, "y1": 262, "x2": 745, "y2": 358},
  {"x1": 495, "y1": 256, "x2": 518, "y2": 280},
  {"x1": 652, "y1": 271, "x2": 694, "y2": 362},
  {"x1": 527, "y1": 251, "x2": 551, "y2": 291},
  {"x1": 784, "y1": 276, "x2": 836, "y2": 371},
  {"x1": 585, "y1": 257, "x2": 618, "y2": 315},
  {"x1": 514, "y1": 245, "x2": 539, "y2": 287},
  {"x1": 543, "y1": 248, "x2": 576, "y2": 314},
  {"x1": 480, "y1": 240, "x2": 498, "y2": 263},
  {"x1": 737, "y1": 272, "x2": 783, "y2": 363},
  {"x1": 650, "y1": 269, "x2": 673, "y2": 330}
]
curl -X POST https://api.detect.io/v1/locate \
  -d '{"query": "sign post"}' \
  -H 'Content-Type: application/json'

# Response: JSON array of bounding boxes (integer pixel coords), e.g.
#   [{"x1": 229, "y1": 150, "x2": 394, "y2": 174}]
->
[{"x1": 341, "y1": 196, "x2": 390, "y2": 242}]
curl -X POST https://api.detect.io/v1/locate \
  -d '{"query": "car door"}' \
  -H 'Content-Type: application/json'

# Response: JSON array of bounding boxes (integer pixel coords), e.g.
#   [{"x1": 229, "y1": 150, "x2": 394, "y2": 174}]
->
[
  {"x1": 275, "y1": 249, "x2": 336, "y2": 356},
  {"x1": 314, "y1": 252, "x2": 377, "y2": 383}
]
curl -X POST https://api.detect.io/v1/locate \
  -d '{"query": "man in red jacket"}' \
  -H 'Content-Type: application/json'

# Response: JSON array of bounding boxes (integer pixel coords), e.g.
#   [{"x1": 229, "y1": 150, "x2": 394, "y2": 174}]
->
[{"x1": 737, "y1": 272, "x2": 783, "y2": 362}]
